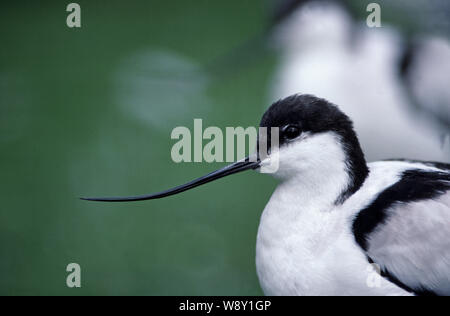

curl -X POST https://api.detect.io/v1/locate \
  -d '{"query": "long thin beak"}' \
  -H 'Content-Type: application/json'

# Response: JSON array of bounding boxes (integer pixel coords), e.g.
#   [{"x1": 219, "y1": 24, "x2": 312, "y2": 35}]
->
[{"x1": 81, "y1": 157, "x2": 260, "y2": 202}]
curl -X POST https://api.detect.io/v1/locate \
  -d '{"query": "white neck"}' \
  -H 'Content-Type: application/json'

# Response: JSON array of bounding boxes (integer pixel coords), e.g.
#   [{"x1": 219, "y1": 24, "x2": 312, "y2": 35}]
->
[
  {"x1": 256, "y1": 164, "x2": 353, "y2": 295},
  {"x1": 272, "y1": 132, "x2": 351, "y2": 213}
]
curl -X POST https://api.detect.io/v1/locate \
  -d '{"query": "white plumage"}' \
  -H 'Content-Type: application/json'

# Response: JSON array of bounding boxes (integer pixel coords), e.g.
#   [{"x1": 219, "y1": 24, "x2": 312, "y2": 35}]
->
[
  {"x1": 84, "y1": 93, "x2": 450, "y2": 296},
  {"x1": 255, "y1": 129, "x2": 449, "y2": 296},
  {"x1": 367, "y1": 190, "x2": 450, "y2": 296}
]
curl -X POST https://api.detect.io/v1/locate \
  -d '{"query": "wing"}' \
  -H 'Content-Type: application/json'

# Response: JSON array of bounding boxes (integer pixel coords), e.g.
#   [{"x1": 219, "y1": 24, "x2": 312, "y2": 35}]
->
[
  {"x1": 384, "y1": 159, "x2": 450, "y2": 171},
  {"x1": 413, "y1": 161, "x2": 450, "y2": 171},
  {"x1": 353, "y1": 167, "x2": 450, "y2": 296}
]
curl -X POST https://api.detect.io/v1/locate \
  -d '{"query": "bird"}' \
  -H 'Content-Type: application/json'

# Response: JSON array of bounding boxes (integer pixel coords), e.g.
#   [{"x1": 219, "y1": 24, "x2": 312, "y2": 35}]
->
[
  {"x1": 83, "y1": 94, "x2": 450, "y2": 296},
  {"x1": 400, "y1": 35, "x2": 450, "y2": 131},
  {"x1": 270, "y1": 0, "x2": 450, "y2": 162}
]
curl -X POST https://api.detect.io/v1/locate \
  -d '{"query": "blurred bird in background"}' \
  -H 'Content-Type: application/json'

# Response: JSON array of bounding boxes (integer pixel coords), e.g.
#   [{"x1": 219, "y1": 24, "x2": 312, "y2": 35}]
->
[
  {"x1": 197, "y1": 0, "x2": 450, "y2": 161},
  {"x1": 268, "y1": 0, "x2": 450, "y2": 162},
  {"x1": 400, "y1": 36, "x2": 450, "y2": 131}
]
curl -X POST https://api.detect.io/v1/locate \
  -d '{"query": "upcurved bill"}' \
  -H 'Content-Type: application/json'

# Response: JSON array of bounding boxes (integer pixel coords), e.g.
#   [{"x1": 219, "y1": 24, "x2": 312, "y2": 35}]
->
[{"x1": 81, "y1": 157, "x2": 260, "y2": 202}]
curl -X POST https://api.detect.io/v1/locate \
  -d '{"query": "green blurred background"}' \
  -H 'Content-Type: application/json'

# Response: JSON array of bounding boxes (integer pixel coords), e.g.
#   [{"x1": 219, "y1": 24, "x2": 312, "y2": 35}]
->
[
  {"x1": 1, "y1": 0, "x2": 448, "y2": 295},
  {"x1": 0, "y1": 0, "x2": 278, "y2": 295}
]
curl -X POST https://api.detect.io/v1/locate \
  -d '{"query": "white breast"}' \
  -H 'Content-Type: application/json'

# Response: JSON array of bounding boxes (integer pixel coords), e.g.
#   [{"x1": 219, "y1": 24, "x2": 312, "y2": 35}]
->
[{"x1": 255, "y1": 161, "x2": 431, "y2": 296}]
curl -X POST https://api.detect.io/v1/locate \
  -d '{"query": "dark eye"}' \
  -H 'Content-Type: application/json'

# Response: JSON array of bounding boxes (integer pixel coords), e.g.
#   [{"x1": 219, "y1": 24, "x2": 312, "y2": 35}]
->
[{"x1": 283, "y1": 125, "x2": 301, "y2": 139}]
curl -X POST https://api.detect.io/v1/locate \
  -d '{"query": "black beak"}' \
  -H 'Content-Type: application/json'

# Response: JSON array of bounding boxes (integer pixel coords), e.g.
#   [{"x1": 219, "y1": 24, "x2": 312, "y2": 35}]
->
[{"x1": 81, "y1": 157, "x2": 260, "y2": 202}]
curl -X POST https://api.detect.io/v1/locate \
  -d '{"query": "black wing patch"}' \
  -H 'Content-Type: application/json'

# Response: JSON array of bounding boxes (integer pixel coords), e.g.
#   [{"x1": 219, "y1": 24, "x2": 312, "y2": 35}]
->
[
  {"x1": 353, "y1": 169, "x2": 450, "y2": 251},
  {"x1": 353, "y1": 168, "x2": 450, "y2": 295}
]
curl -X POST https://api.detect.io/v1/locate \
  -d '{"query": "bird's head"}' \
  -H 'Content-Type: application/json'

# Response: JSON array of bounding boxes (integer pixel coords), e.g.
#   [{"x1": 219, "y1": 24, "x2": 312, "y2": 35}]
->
[
  {"x1": 259, "y1": 94, "x2": 366, "y2": 177},
  {"x1": 82, "y1": 94, "x2": 368, "y2": 203}
]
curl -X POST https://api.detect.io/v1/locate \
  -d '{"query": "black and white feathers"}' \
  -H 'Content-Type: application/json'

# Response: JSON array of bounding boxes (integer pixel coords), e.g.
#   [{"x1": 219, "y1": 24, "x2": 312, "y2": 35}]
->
[
  {"x1": 255, "y1": 94, "x2": 450, "y2": 296},
  {"x1": 353, "y1": 161, "x2": 450, "y2": 296}
]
